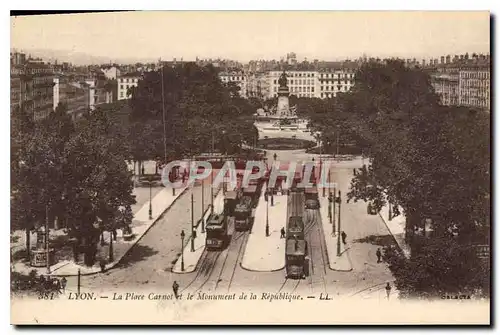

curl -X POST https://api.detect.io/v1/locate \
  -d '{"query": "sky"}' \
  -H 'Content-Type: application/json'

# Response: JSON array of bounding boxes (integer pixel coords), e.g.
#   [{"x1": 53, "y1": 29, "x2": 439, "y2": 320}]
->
[{"x1": 10, "y1": 11, "x2": 490, "y2": 63}]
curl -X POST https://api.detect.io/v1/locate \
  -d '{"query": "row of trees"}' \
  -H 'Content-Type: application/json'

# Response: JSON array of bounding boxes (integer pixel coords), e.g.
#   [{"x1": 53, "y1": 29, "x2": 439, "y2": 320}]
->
[
  {"x1": 11, "y1": 103, "x2": 136, "y2": 265},
  {"x1": 126, "y1": 63, "x2": 258, "y2": 165},
  {"x1": 307, "y1": 60, "x2": 490, "y2": 297}
]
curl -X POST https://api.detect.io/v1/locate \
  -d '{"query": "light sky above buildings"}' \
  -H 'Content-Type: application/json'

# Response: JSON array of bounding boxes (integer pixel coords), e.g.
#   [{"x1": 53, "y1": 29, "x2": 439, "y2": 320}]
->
[{"x1": 11, "y1": 11, "x2": 490, "y2": 63}]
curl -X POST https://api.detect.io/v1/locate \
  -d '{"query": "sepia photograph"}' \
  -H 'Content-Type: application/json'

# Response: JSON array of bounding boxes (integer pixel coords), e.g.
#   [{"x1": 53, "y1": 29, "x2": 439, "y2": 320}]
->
[{"x1": 9, "y1": 10, "x2": 491, "y2": 325}]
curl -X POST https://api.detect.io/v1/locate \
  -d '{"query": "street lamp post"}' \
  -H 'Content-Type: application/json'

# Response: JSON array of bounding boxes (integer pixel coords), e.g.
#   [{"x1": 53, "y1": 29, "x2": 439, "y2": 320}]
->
[
  {"x1": 180, "y1": 230, "x2": 185, "y2": 272},
  {"x1": 191, "y1": 193, "x2": 195, "y2": 252},
  {"x1": 266, "y1": 198, "x2": 270, "y2": 237},
  {"x1": 148, "y1": 177, "x2": 153, "y2": 220},
  {"x1": 337, "y1": 190, "x2": 342, "y2": 256},
  {"x1": 201, "y1": 178, "x2": 205, "y2": 233},
  {"x1": 332, "y1": 185, "x2": 336, "y2": 235}
]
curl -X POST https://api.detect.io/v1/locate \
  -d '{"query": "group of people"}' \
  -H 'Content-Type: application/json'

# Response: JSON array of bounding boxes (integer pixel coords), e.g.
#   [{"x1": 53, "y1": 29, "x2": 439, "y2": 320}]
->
[{"x1": 13, "y1": 274, "x2": 67, "y2": 294}]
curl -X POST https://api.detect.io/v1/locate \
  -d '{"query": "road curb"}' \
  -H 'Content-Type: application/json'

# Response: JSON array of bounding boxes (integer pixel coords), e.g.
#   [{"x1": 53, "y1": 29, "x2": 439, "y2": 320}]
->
[
  {"x1": 377, "y1": 212, "x2": 409, "y2": 258},
  {"x1": 98, "y1": 186, "x2": 191, "y2": 275},
  {"x1": 20, "y1": 186, "x2": 191, "y2": 278},
  {"x1": 170, "y1": 187, "x2": 223, "y2": 275},
  {"x1": 317, "y1": 196, "x2": 353, "y2": 272},
  {"x1": 239, "y1": 262, "x2": 285, "y2": 273}
]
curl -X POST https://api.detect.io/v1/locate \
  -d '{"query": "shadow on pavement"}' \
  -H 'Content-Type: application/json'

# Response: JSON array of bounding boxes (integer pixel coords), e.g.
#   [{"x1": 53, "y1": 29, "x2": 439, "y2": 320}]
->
[
  {"x1": 353, "y1": 234, "x2": 397, "y2": 247},
  {"x1": 115, "y1": 244, "x2": 159, "y2": 269}
]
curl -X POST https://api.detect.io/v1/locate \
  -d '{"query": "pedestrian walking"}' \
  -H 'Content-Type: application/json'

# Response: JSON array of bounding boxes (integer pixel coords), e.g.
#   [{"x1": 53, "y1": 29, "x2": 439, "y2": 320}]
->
[
  {"x1": 280, "y1": 227, "x2": 286, "y2": 239},
  {"x1": 141, "y1": 165, "x2": 145, "y2": 176},
  {"x1": 172, "y1": 281, "x2": 179, "y2": 299},
  {"x1": 273, "y1": 153, "x2": 277, "y2": 161},
  {"x1": 385, "y1": 282, "x2": 392, "y2": 300},
  {"x1": 376, "y1": 248, "x2": 382, "y2": 263},
  {"x1": 353, "y1": 168, "x2": 357, "y2": 176},
  {"x1": 341, "y1": 231, "x2": 347, "y2": 245}
]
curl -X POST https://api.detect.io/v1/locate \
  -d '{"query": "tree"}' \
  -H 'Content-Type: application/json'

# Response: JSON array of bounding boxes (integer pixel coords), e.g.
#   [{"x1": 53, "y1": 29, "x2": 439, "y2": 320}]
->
[
  {"x1": 127, "y1": 63, "x2": 259, "y2": 159},
  {"x1": 315, "y1": 60, "x2": 490, "y2": 297},
  {"x1": 11, "y1": 103, "x2": 75, "y2": 256},
  {"x1": 63, "y1": 109, "x2": 136, "y2": 265}
]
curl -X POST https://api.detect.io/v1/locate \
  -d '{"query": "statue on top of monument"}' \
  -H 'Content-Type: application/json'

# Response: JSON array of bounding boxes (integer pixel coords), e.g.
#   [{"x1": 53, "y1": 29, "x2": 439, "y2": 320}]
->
[{"x1": 278, "y1": 70, "x2": 288, "y2": 88}]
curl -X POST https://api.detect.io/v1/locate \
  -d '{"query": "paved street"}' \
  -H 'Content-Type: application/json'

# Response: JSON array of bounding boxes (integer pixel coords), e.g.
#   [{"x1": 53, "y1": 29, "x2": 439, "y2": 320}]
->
[
  {"x1": 66, "y1": 178, "x2": 214, "y2": 292},
  {"x1": 62, "y1": 150, "x2": 396, "y2": 301}
]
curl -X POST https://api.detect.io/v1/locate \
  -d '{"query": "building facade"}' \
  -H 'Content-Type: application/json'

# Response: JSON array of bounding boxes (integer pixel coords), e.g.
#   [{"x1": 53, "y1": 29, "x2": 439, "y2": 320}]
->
[
  {"x1": 101, "y1": 66, "x2": 121, "y2": 80},
  {"x1": 317, "y1": 69, "x2": 356, "y2": 99},
  {"x1": 261, "y1": 69, "x2": 356, "y2": 99},
  {"x1": 267, "y1": 70, "x2": 318, "y2": 99},
  {"x1": 430, "y1": 73, "x2": 459, "y2": 106},
  {"x1": 11, "y1": 55, "x2": 54, "y2": 121},
  {"x1": 458, "y1": 68, "x2": 490, "y2": 110},
  {"x1": 218, "y1": 70, "x2": 247, "y2": 98},
  {"x1": 118, "y1": 73, "x2": 141, "y2": 100},
  {"x1": 53, "y1": 77, "x2": 90, "y2": 113}
]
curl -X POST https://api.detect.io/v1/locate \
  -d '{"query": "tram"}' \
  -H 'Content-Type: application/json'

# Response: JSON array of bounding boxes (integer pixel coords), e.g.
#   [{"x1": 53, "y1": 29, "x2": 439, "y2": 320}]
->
[
  {"x1": 205, "y1": 214, "x2": 228, "y2": 250},
  {"x1": 285, "y1": 238, "x2": 307, "y2": 279},
  {"x1": 242, "y1": 184, "x2": 259, "y2": 208},
  {"x1": 234, "y1": 197, "x2": 253, "y2": 231},
  {"x1": 287, "y1": 216, "x2": 305, "y2": 240},
  {"x1": 304, "y1": 187, "x2": 319, "y2": 209}
]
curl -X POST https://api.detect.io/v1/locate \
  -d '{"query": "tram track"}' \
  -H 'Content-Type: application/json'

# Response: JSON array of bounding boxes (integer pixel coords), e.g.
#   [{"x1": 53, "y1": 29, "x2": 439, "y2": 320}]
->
[
  {"x1": 277, "y1": 277, "x2": 301, "y2": 294},
  {"x1": 212, "y1": 230, "x2": 243, "y2": 291},
  {"x1": 223, "y1": 231, "x2": 249, "y2": 293},
  {"x1": 179, "y1": 250, "x2": 222, "y2": 294}
]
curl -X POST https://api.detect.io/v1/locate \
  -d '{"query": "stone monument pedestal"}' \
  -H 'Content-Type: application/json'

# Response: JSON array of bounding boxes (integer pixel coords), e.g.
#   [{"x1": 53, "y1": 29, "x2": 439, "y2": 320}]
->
[{"x1": 277, "y1": 87, "x2": 290, "y2": 118}]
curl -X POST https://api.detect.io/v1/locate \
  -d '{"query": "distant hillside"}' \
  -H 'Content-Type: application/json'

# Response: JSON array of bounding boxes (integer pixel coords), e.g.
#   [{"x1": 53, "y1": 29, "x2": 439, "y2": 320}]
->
[{"x1": 10, "y1": 48, "x2": 157, "y2": 65}]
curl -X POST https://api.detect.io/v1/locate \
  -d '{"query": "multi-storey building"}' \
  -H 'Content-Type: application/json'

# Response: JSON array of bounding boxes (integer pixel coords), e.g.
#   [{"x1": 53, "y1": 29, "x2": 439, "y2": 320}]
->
[
  {"x1": 11, "y1": 56, "x2": 55, "y2": 121},
  {"x1": 458, "y1": 68, "x2": 490, "y2": 110},
  {"x1": 53, "y1": 77, "x2": 91, "y2": 114},
  {"x1": 430, "y1": 73, "x2": 459, "y2": 106},
  {"x1": 245, "y1": 72, "x2": 270, "y2": 99},
  {"x1": 317, "y1": 69, "x2": 356, "y2": 99},
  {"x1": 117, "y1": 72, "x2": 141, "y2": 100},
  {"x1": 428, "y1": 55, "x2": 490, "y2": 111},
  {"x1": 261, "y1": 69, "x2": 356, "y2": 99},
  {"x1": 10, "y1": 66, "x2": 32, "y2": 114},
  {"x1": 267, "y1": 70, "x2": 318, "y2": 99},
  {"x1": 218, "y1": 70, "x2": 247, "y2": 97}
]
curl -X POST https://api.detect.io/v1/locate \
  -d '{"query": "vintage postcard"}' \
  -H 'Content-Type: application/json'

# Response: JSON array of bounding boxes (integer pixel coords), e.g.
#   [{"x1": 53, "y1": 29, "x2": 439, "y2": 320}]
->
[{"x1": 10, "y1": 11, "x2": 490, "y2": 325}]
